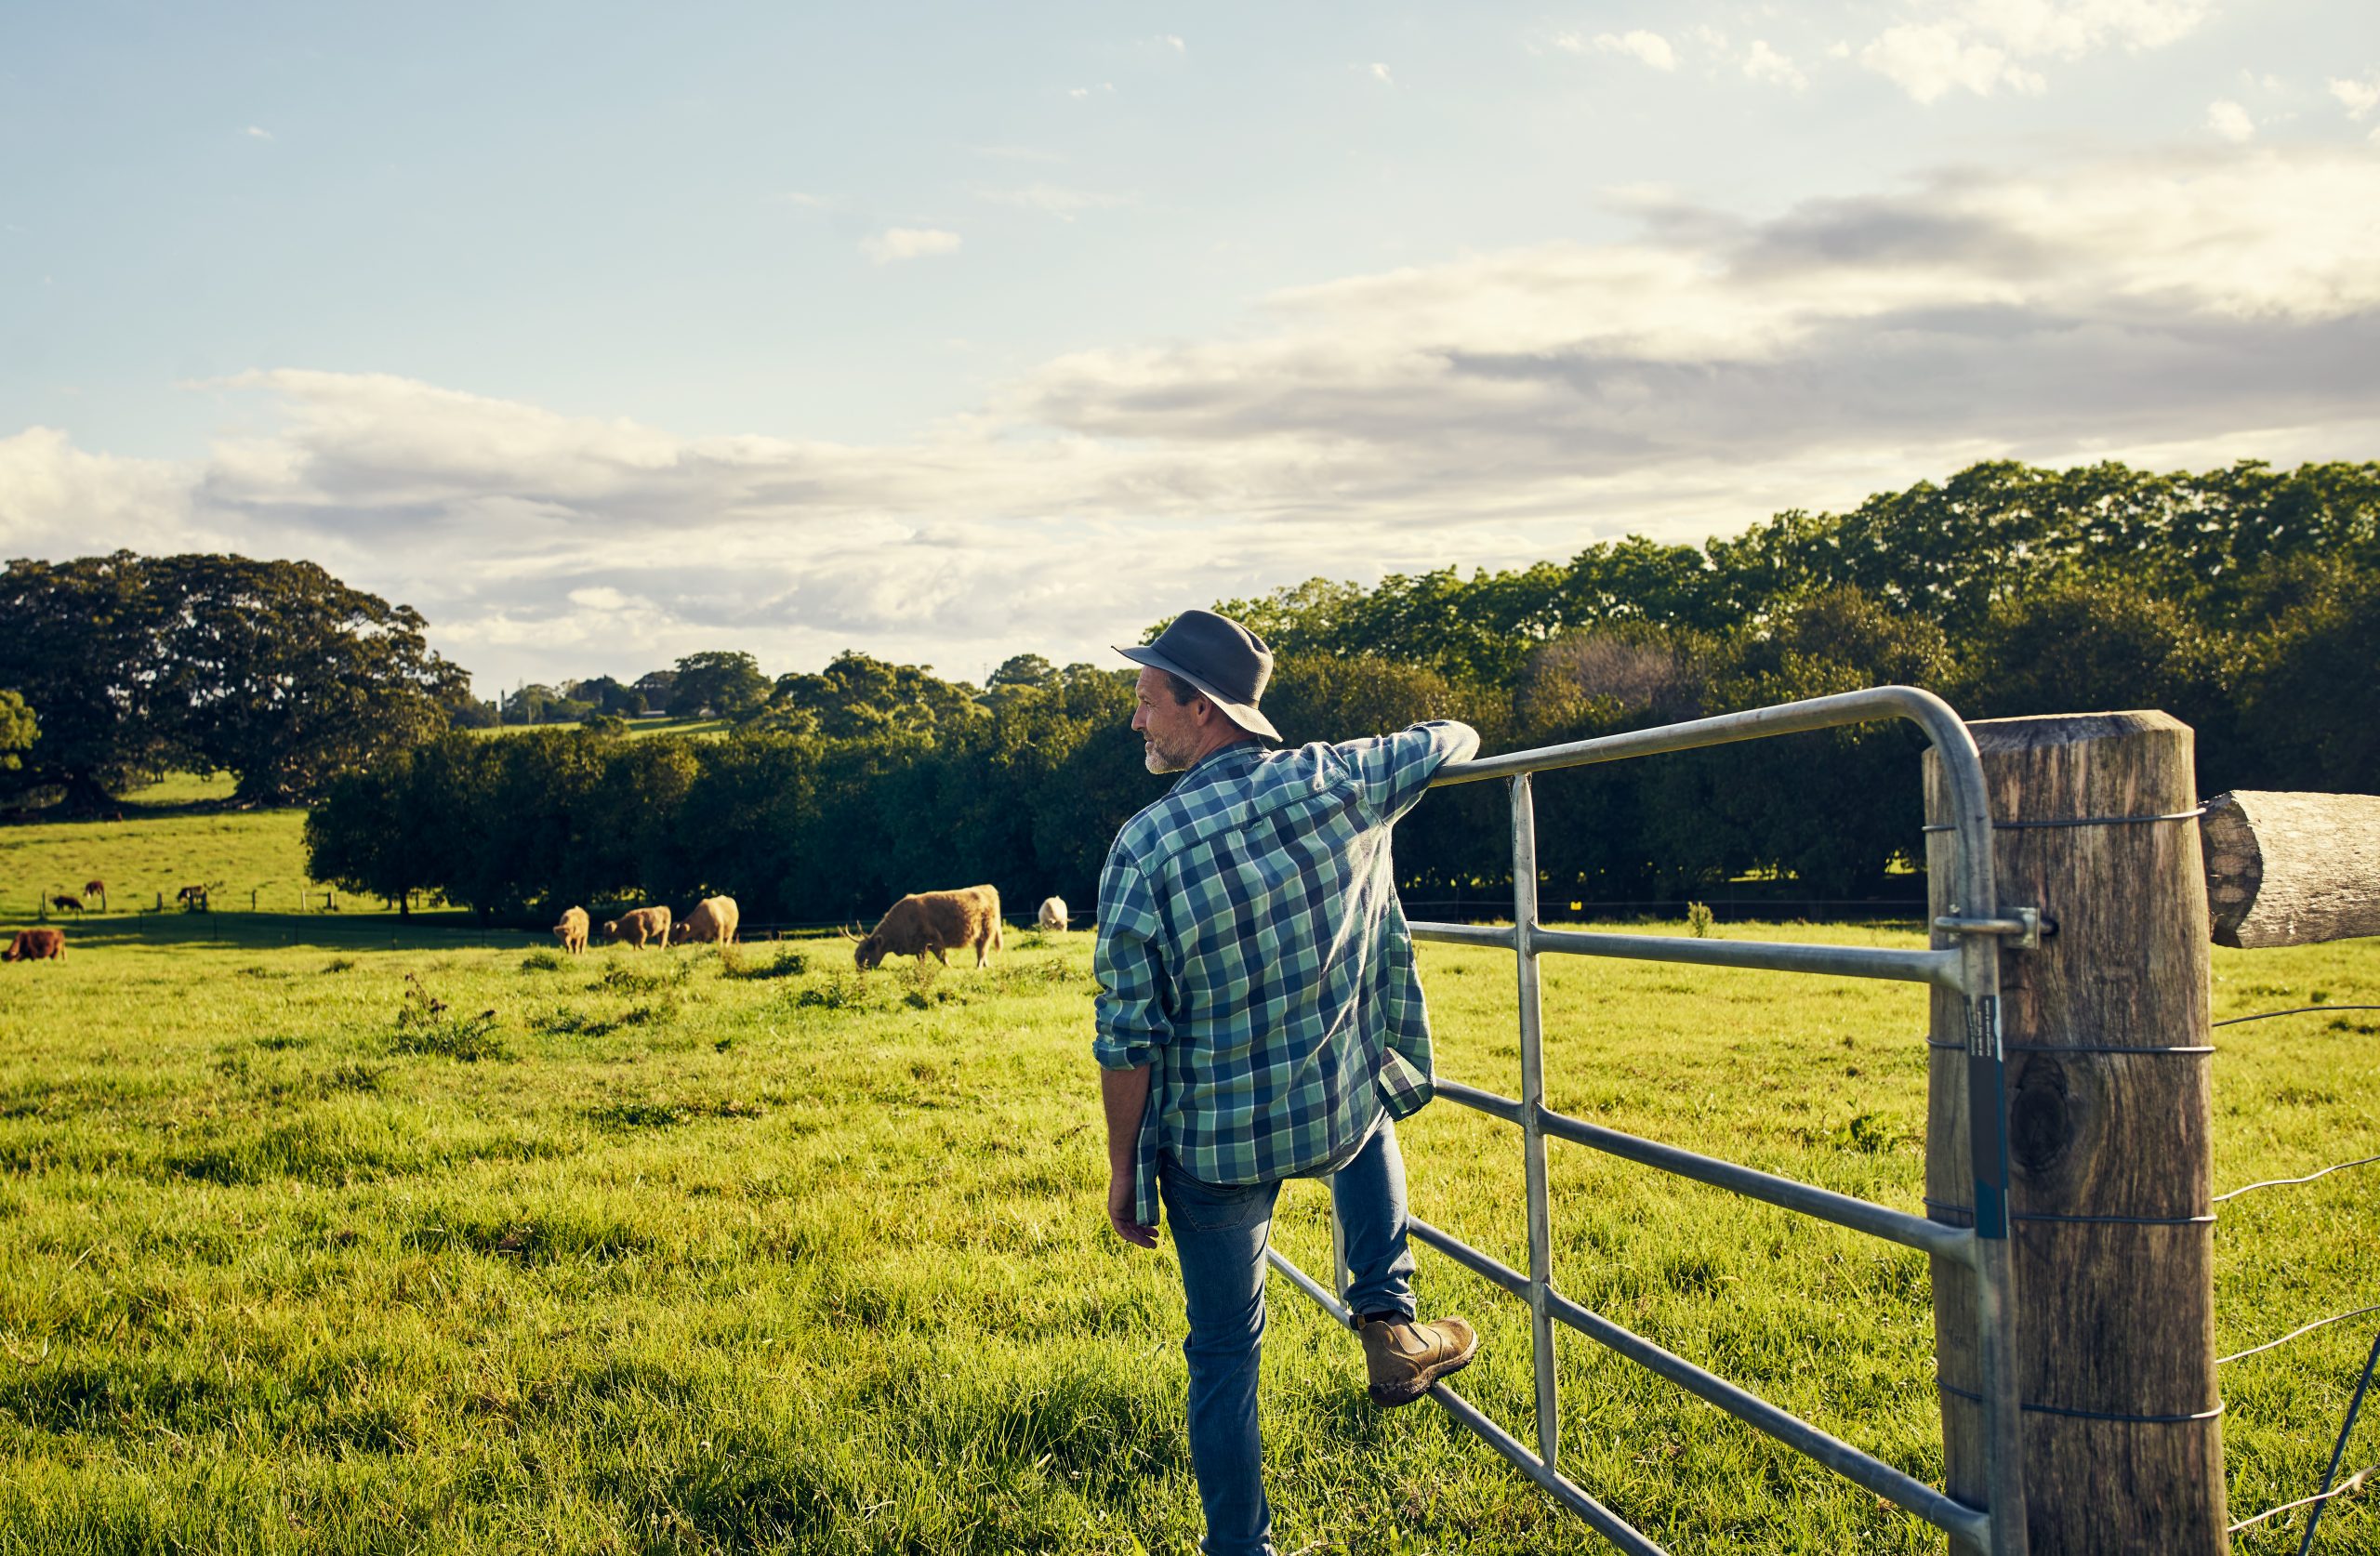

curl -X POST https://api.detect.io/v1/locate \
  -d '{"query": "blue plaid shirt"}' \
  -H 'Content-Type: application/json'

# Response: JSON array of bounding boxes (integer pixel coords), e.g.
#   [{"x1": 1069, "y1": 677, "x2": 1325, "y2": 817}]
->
[{"x1": 1093, "y1": 721, "x2": 1480, "y2": 1227}]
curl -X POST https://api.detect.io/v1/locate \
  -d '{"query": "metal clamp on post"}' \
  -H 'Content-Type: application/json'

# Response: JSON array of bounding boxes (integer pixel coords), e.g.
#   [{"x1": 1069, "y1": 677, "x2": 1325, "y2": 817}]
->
[{"x1": 1934, "y1": 907, "x2": 2050, "y2": 951}]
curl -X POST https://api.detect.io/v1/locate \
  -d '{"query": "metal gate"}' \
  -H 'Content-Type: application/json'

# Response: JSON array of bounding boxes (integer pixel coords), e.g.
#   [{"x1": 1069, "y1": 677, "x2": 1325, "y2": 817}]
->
[{"x1": 1265, "y1": 686, "x2": 2030, "y2": 1556}]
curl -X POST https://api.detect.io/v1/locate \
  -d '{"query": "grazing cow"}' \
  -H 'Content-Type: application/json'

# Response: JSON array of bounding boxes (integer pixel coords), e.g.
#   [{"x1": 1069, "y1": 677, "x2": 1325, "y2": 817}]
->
[
  {"x1": 47, "y1": 895, "x2": 84, "y2": 913},
  {"x1": 177, "y1": 884, "x2": 210, "y2": 911},
  {"x1": 84, "y1": 879, "x2": 107, "y2": 911},
  {"x1": 1037, "y1": 895, "x2": 1068, "y2": 932},
  {"x1": 5, "y1": 929, "x2": 66, "y2": 962},
  {"x1": 670, "y1": 895, "x2": 740, "y2": 946},
  {"x1": 552, "y1": 905, "x2": 590, "y2": 956},
  {"x1": 850, "y1": 885, "x2": 1002, "y2": 969},
  {"x1": 598, "y1": 905, "x2": 671, "y2": 949}
]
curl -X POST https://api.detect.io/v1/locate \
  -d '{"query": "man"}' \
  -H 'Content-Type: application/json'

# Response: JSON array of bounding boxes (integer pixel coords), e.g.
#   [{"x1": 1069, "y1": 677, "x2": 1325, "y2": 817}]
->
[{"x1": 1093, "y1": 607, "x2": 1481, "y2": 1556}]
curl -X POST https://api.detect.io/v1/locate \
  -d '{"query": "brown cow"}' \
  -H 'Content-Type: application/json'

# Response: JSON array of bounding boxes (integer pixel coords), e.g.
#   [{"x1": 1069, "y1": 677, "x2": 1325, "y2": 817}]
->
[
  {"x1": 5, "y1": 929, "x2": 66, "y2": 962},
  {"x1": 670, "y1": 895, "x2": 740, "y2": 946},
  {"x1": 177, "y1": 884, "x2": 210, "y2": 911},
  {"x1": 84, "y1": 878, "x2": 107, "y2": 911},
  {"x1": 47, "y1": 895, "x2": 84, "y2": 913},
  {"x1": 598, "y1": 905, "x2": 671, "y2": 949},
  {"x1": 552, "y1": 905, "x2": 590, "y2": 956},
  {"x1": 850, "y1": 885, "x2": 1002, "y2": 969}
]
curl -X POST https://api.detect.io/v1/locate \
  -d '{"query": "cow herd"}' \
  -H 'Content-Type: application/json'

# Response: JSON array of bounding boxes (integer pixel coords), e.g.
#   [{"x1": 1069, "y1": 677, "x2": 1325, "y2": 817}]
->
[
  {"x1": 548, "y1": 894, "x2": 743, "y2": 956},
  {"x1": 546, "y1": 885, "x2": 1073, "y2": 972}
]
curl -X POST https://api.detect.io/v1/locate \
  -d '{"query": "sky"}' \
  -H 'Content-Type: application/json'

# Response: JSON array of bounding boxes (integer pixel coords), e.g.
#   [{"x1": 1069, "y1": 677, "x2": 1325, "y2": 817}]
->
[{"x1": 4, "y1": 0, "x2": 2379, "y2": 694}]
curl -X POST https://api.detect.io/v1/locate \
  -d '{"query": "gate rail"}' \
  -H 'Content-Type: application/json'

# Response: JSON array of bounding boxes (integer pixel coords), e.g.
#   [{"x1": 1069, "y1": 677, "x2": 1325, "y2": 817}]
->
[{"x1": 1263, "y1": 686, "x2": 2030, "y2": 1556}]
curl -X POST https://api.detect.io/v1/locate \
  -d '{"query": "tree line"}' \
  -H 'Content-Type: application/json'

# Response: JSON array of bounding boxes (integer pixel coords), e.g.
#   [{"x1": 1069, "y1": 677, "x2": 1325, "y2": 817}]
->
[{"x1": 297, "y1": 456, "x2": 2375, "y2": 925}]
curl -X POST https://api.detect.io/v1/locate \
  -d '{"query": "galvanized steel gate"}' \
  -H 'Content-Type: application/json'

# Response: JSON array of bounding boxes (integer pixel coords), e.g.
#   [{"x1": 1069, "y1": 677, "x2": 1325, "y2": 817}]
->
[{"x1": 1265, "y1": 687, "x2": 2030, "y2": 1556}]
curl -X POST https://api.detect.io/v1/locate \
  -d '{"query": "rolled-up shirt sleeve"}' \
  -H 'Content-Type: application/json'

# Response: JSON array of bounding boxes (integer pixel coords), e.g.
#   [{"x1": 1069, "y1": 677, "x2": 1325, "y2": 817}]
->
[
  {"x1": 1352, "y1": 719, "x2": 1481, "y2": 824},
  {"x1": 1093, "y1": 855, "x2": 1171, "y2": 1071}
]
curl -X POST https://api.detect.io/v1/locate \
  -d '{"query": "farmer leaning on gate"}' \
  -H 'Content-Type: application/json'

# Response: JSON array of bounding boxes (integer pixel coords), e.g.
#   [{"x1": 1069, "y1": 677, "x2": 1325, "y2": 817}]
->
[{"x1": 1093, "y1": 608, "x2": 1481, "y2": 1555}]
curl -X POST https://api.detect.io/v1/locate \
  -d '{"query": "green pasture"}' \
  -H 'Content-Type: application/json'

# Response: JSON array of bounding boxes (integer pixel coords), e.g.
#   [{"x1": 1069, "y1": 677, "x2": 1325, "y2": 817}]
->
[
  {"x1": 0, "y1": 917, "x2": 2373, "y2": 1552},
  {"x1": 0, "y1": 798, "x2": 316, "y2": 922}
]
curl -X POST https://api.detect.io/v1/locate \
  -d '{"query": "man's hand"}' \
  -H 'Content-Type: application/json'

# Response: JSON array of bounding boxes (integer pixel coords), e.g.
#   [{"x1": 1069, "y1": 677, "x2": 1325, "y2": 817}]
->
[
  {"x1": 1107, "y1": 1168, "x2": 1157, "y2": 1248},
  {"x1": 1100, "y1": 1062, "x2": 1157, "y2": 1248}
]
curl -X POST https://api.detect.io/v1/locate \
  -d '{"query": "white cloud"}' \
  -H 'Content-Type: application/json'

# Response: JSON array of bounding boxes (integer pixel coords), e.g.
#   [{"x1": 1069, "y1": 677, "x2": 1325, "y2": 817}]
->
[
  {"x1": 2332, "y1": 74, "x2": 2380, "y2": 120},
  {"x1": 1742, "y1": 40, "x2": 1807, "y2": 90},
  {"x1": 975, "y1": 183, "x2": 1124, "y2": 219},
  {"x1": 243, "y1": 125, "x2": 272, "y2": 140},
  {"x1": 1153, "y1": 33, "x2": 1185, "y2": 53},
  {"x1": 1692, "y1": 24, "x2": 1730, "y2": 51},
  {"x1": 1860, "y1": 0, "x2": 2212, "y2": 101},
  {"x1": 10, "y1": 145, "x2": 2380, "y2": 689},
  {"x1": 1066, "y1": 83, "x2": 1115, "y2": 99},
  {"x1": 1580, "y1": 30, "x2": 1677, "y2": 71},
  {"x1": 1368, "y1": 61, "x2": 1394, "y2": 85},
  {"x1": 859, "y1": 228, "x2": 961, "y2": 264},
  {"x1": 2207, "y1": 99, "x2": 2255, "y2": 142}
]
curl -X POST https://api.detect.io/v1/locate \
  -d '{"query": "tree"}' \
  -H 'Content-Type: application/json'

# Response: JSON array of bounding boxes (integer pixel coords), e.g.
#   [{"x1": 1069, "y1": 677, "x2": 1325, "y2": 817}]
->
[
  {"x1": 672, "y1": 652, "x2": 770, "y2": 719},
  {"x1": 632, "y1": 669, "x2": 678, "y2": 714},
  {"x1": 762, "y1": 653, "x2": 979, "y2": 740},
  {"x1": 0, "y1": 552, "x2": 181, "y2": 808},
  {"x1": 0, "y1": 690, "x2": 34, "y2": 773},
  {"x1": 567, "y1": 676, "x2": 645, "y2": 716},
  {"x1": 158, "y1": 555, "x2": 471, "y2": 803}
]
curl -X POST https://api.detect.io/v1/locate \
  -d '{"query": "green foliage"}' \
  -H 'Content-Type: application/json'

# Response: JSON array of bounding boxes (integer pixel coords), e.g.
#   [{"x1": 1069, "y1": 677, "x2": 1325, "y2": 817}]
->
[
  {"x1": 673, "y1": 651, "x2": 772, "y2": 721},
  {"x1": 0, "y1": 690, "x2": 33, "y2": 772},
  {"x1": 0, "y1": 551, "x2": 467, "y2": 807},
  {"x1": 1685, "y1": 902, "x2": 1714, "y2": 938}
]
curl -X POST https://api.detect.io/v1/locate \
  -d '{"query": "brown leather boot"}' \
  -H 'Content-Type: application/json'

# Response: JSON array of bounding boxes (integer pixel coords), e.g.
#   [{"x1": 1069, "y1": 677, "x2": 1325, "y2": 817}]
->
[{"x1": 1358, "y1": 1312, "x2": 1478, "y2": 1406}]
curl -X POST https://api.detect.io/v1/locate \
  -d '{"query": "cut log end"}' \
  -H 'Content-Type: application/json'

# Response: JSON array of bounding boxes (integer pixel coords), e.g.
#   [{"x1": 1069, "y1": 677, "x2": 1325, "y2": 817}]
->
[{"x1": 2203, "y1": 790, "x2": 2380, "y2": 949}]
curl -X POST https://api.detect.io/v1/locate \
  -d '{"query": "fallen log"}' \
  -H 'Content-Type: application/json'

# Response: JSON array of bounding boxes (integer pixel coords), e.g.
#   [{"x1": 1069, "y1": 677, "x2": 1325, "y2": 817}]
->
[{"x1": 2202, "y1": 790, "x2": 2380, "y2": 948}]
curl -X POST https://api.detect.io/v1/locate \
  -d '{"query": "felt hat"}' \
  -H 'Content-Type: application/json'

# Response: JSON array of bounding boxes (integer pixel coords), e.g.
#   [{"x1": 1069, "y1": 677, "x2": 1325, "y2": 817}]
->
[{"x1": 1115, "y1": 608, "x2": 1280, "y2": 741}]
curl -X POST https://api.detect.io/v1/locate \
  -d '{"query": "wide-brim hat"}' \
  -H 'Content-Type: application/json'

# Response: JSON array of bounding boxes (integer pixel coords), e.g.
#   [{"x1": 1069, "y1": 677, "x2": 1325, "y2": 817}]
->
[{"x1": 1115, "y1": 608, "x2": 1281, "y2": 742}]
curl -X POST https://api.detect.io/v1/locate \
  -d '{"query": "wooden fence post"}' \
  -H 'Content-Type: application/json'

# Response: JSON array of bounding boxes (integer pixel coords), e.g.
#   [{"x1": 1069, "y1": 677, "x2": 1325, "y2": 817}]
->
[{"x1": 1924, "y1": 711, "x2": 2227, "y2": 1553}]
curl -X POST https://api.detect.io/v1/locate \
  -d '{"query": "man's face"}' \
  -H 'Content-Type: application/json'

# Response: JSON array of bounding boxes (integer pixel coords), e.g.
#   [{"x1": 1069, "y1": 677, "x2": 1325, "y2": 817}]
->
[{"x1": 1132, "y1": 667, "x2": 1203, "y2": 774}]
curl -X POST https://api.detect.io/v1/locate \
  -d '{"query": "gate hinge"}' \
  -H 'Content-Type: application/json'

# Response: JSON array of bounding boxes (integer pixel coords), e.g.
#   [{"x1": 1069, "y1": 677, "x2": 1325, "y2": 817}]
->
[{"x1": 1933, "y1": 906, "x2": 2052, "y2": 950}]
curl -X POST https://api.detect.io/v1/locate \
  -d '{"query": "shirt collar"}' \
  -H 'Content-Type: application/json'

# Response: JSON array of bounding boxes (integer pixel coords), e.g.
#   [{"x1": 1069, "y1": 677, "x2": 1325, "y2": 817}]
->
[{"x1": 1170, "y1": 737, "x2": 1264, "y2": 790}]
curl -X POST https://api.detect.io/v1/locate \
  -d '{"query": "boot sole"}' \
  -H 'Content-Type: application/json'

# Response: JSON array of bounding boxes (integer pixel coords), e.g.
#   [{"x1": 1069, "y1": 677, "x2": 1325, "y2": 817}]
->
[{"x1": 1367, "y1": 1333, "x2": 1478, "y2": 1407}]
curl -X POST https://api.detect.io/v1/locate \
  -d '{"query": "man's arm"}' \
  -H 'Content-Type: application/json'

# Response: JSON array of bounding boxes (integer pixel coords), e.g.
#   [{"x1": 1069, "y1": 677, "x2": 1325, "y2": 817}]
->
[
  {"x1": 1349, "y1": 720, "x2": 1482, "y2": 823},
  {"x1": 1101, "y1": 1062, "x2": 1157, "y2": 1248}
]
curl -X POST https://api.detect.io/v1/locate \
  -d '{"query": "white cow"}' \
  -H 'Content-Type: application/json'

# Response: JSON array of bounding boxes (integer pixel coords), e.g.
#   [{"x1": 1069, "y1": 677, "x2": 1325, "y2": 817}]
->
[{"x1": 1037, "y1": 896, "x2": 1068, "y2": 932}]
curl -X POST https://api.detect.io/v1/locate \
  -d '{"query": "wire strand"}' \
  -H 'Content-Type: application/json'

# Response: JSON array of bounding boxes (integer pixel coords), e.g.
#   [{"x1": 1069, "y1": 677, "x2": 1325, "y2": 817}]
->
[
  {"x1": 2228, "y1": 1465, "x2": 2376, "y2": 1536},
  {"x1": 2219, "y1": 1307, "x2": 2380, "y2": 1366},
  {"x1": 2214, "y1": 1005, "x2": 2380, "y2": 1028},
  {"x1": 2215, "y1": 1157, "x2": 2380, "y2": 1203}
]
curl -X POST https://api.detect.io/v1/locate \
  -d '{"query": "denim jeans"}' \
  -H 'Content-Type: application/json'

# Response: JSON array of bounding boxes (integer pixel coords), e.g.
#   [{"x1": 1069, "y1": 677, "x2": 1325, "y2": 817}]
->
[{"x1": 1157, "y1": 1117, "x2": 1418, "y2": 1556}]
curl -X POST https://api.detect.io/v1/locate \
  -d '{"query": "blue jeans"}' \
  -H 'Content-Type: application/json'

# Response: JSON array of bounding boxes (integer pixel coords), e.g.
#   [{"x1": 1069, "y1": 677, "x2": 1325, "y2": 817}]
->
[{"x1": 1157, "y1": 1117, "x2": 1418, "y2": 1556}]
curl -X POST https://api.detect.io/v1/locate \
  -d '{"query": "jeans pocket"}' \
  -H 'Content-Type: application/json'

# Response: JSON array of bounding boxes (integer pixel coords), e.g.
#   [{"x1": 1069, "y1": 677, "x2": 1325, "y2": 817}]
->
[{"x1": 1159, "y1": 1156, "x2": 1275, "y2": 1233}]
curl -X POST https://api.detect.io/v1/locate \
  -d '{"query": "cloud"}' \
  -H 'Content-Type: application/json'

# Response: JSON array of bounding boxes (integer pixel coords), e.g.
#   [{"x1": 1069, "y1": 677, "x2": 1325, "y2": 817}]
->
[
  {"x1": 1152, "y1": 33, "x2": 1185, "y2": 53},
  {"x1": 10, "y1": 145, "x2": 2380, "y2": 688},
  {"x1": 1565, "y1": 30, "x2": 1676, "y2": 72},
  {"x1": 1742, "y1": 40, "x2": 1807, "y2": 90},
  {"x1": 2207, "y1": 99, "x2": 2255, "y2": 142},
  {"x1": 1860, "y1": 0, "x2": 2211, "y2": 101},
  {"x1": 2333, "y1": 74, "x2": 2380, "y2": 120},
  {"x1": 1066, "y1": 83, "x2": 1115, "y2": 99},
  {"x1": 859, "y1": 228, "x2": 961, "y2": 263},
  {"x1": 975, "y1": 184, "x2": 1124, "y2": 219},
  {"x1": 244, "y1": 125, "x2": 272, "y2": 140},
  {"x1": 1368, "y1": 61, "x2": 1394, "y2": 85}
]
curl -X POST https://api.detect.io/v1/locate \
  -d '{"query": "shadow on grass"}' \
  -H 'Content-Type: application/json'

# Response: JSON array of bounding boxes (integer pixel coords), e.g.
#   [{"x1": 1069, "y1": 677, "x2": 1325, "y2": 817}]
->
[{"x1": 26, "y1": 910, "x2": 544, "y2": 955}]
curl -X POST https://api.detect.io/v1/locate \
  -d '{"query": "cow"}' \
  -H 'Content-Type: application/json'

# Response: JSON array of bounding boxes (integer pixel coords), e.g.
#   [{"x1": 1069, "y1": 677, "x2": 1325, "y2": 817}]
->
[
  {"x1": 47, "y1": 895, "x2": 84, "y2": 913},
  {"x1": 1037, "y1": 895, "x2": 1068, "y2": 932},
  {"x1": 598, "y1": 905, "x2": 671, "y2": 949},
  {"x1": 552, "y1": 905, "x2": 590, "y2": 956},
  {"x1": 177, "y1": 884, "x2": 211, "y2": 911},
  {"x1": 5, "y1": 929, "x2": 66, "y2": 962},
  {"x1": 84, "y1": 879, "x2": 107, "y2": 911},
  {"x1": 849, "y1": 885, "x2": 1002, "y2": 969},
  {"x1": 670, "y1": 896, "x2": 740, "y2": 946}
]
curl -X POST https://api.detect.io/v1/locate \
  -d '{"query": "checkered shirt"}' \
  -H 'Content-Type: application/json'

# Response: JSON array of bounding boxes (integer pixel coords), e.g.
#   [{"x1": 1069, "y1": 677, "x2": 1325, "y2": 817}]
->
[{"x1": 1093, "y1": 720, "x2": 1480, "y2": 1228}]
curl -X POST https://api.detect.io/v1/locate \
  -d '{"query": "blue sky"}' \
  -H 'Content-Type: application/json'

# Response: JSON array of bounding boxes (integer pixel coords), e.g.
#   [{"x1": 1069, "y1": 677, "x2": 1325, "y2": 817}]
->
[{"x1": 5, "y1": 0, "x2": 2378, "y2": 690}]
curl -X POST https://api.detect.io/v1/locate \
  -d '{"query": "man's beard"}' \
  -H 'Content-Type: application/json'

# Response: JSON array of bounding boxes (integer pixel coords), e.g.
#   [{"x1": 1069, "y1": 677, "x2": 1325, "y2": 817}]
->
[{"x1": 1144, "y1": 736, "x2": 1189, "y2": 774}]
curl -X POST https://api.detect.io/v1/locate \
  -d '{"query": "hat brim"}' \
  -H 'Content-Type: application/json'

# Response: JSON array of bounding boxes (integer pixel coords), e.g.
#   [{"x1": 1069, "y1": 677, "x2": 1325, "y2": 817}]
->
[{"x1": 1115, "y1": 643, "x2": 1281, "y2": 742}]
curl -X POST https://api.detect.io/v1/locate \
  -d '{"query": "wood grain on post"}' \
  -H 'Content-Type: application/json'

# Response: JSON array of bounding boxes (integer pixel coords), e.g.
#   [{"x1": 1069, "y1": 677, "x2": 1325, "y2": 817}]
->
[
  {"x1": 2203, "y1": 790, "x2": 2380, "y2": 949},
  {"x1": 1924, "y1": 711, "x2": 2226, "y2": 1554}
]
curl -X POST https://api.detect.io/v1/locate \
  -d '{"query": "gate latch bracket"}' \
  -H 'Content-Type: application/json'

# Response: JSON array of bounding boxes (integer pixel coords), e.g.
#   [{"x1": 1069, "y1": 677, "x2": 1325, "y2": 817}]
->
[{"x1": 1933, "y1": 906, "x2": 2050, "y2": 950}]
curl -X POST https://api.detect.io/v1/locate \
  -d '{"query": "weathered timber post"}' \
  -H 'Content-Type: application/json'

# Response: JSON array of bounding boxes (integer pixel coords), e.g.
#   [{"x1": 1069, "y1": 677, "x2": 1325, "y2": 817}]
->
[
  {"x1": 1925, "y1": 711, "x2": 2226, "y2": 1553},
  {"x1": 2202, "y1": 790, "x2": 2380, "y2": 949}
]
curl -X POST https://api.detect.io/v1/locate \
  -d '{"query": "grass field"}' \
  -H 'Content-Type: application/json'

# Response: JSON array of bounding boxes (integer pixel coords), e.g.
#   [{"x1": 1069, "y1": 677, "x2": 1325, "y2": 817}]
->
[
  {"x1": 2, "y1": 902, "x2": 2373, "y2": 1555},
  {"x1": 0, "y1": 797, "x2": 315, "y2": 924}
]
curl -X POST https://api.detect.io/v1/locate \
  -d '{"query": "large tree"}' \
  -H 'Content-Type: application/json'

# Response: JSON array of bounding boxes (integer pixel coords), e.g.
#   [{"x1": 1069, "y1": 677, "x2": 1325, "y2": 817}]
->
[
  {"x1": 0, "y1": 691, "x2": 34, "y2": 773},
  {"x1": 0, "y1": 551, "x2": 469, "y2": 807},
  {"x1": 672, "y1": 651, "x2": 771, "y2": 719}
]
